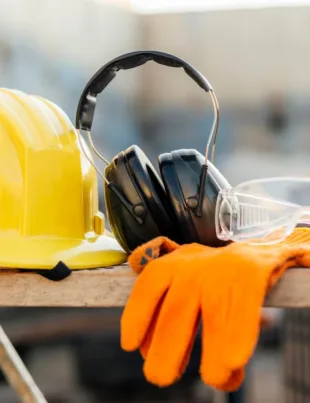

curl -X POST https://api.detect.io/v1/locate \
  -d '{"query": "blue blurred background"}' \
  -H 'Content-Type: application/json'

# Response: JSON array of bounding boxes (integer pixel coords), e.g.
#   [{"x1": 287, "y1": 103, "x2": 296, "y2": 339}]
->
[{"x1": 3, "y1": 0, "x2": 310, "y2": 189}]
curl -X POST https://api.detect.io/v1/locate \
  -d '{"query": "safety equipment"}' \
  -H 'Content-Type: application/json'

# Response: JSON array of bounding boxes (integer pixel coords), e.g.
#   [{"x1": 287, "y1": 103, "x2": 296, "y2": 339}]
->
[
  {"x1": 0, "y1": 88, "x2": 127, "y2": 269},
  {"x1": 75, "y1": 51, "x2": 231, "y2": 253},
  {"x1": 215, "y1": 176, "x2": 310, "y2": 245},
  {"x1": 121, "y1": 227, "x2": 310, "y2": 391}
]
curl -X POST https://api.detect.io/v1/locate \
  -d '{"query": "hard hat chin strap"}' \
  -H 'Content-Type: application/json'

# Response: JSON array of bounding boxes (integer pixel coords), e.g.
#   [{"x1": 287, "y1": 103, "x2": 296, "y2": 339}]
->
[{"x1": 20, "y1": 261, "x2": 72, "y2": 281}]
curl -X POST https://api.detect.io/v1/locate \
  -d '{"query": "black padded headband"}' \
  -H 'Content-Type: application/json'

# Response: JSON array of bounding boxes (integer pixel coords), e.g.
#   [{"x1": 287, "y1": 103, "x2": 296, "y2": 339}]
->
[{"x1": 76, "y1": 50, "x2": 213, "y2": 131}]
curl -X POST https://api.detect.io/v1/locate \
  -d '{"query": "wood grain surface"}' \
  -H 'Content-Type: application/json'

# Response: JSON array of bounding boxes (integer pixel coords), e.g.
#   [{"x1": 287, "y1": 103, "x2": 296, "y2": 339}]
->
[{"x1": 0, "y1": 266, "x2": 308, "y2": 308}]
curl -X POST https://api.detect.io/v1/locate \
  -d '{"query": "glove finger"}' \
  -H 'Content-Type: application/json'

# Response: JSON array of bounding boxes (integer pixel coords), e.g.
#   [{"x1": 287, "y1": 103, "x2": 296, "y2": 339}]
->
[
  {"x1": 143, "y1": 278, "x2": 201, "y2": 386},
  {"x1": 177, "y1": 318, "x2": 200, "y2": 377},
  {"x1": 121, "y1": 261, "x2": 173, "y2": 351},
  {"x1": 200, "y1": 275, "x2": 262, "y2": 387},
  {"x1": 201, "y1": 248, "x2": 294, "y2": 386},
  {"x1": 141, "y1": 296, "x2": 199, "y2": 377},
  {"x1": 138, "y1": 244, "x2": 209, "y2": 359},
  {"x1": 219, "y1": 368, "x2": 245, "y2": 392},
  {"x1": 140, "y1": 293, "x2": 164, "y2": 359},
  {"x1": 140, "y1": 322, "x2": 155, "y2": 360},
  {"x1": 200, "y1": 289, "x2": 233, "y2": 387},
  {"x1": 224, "y1": 280, "x2": 263, "y2": 369},
  {"x1": 225, "y1": 254, "x2": 297, "y2": 369}
]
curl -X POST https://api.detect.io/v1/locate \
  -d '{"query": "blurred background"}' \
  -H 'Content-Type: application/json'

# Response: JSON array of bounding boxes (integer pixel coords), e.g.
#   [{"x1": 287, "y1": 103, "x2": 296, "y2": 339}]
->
[{"x1": 0, "y1": 0, "x2": 310, "y2": 401}]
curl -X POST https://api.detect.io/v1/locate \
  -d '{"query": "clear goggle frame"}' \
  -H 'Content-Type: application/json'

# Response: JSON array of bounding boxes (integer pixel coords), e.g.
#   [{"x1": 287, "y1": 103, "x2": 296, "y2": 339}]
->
[{"x1": 215, "y1": 176, "x2": 310, "y2": 245}]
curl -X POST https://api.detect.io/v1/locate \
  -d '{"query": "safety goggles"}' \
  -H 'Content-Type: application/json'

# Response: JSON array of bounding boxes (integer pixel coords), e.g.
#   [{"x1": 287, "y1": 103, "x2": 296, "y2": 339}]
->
[{"x1": 215, "y1": 176, "x2": 310, "y2": 245}]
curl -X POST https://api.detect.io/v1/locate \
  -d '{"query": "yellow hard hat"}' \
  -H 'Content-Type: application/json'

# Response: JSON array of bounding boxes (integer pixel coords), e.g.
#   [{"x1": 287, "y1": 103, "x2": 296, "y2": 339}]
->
[{"x1": 0, "y1": 88, "x2": 127, "y2": 269}]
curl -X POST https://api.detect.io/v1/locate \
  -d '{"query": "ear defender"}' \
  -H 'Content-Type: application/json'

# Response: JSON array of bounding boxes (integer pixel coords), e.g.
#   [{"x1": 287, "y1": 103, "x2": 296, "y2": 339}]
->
[
  {"x1": 104, "y1": 145, "x2": 180, "y2": 253},
  {"x1": 75, "y1": 50, "x2": 231, "y2": 252},
  {"x1": 158, "y1": 149, "x2": 230, "y2": 247}
]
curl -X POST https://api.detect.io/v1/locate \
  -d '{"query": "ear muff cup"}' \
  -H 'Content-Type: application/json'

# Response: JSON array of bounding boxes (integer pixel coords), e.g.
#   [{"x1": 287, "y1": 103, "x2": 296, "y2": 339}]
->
[
  {"x1": 158, "y1": 150, "x2": 198, "y2": 244},
  {"x1": 104, "y1": 145, "x2": 179, "y2": 252},
  {"x1": 104, "y1": 153, "x2": 130, "y2": 253},
  {"x1": 159, "y1": 149, "x2": 230, "y2": 247}
]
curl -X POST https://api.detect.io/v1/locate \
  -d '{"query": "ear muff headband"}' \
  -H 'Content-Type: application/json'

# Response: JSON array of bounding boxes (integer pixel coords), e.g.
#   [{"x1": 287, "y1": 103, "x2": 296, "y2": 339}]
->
[
  {"x1": 77, "y1": 51, "x2": 212, "y2": 128},
  {"x1": 76, "y1": 50, "x2": 219, "y2": 165},
  {"x1": 75, "y1": 51, "x2": 220, "y2": 223}
]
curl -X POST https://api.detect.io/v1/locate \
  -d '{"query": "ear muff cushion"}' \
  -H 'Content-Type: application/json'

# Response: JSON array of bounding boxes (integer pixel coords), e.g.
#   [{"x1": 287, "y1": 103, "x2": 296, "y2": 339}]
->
[
  {"x1": 158, "y1": 150, "x2": 199, "y2": 244},
  {"x1": 104, "y1": 152, "x2": 138, "y2": 253},
  {"x1": 105, "y1": 146, "x2": 179, "y2": 252},
  {"x1": 105, "y1": 150, "x2": 166, "y2": 253},
  {"x1": 124, "y1": 145, "x2": 179, "y2": 241}
]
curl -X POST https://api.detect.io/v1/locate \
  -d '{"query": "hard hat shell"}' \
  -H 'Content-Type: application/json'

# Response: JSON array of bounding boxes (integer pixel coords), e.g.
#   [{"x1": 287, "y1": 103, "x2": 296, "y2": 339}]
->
[{"x1": 0, "y1": 89, "x2": 127, "y2": 269}]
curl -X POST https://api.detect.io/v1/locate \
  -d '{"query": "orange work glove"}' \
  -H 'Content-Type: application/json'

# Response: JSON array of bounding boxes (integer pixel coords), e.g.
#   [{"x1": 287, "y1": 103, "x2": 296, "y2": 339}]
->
[{"x1": 121, "y1": 227, "x2": 310, "y2": 391}]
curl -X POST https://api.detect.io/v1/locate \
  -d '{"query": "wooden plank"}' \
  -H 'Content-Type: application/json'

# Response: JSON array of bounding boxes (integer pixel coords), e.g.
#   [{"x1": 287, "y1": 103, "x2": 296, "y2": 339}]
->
[
  {"x1": 0, "y1": 265, "x2": 134, "y2": 307},
  {"x1": 0, "y1": 266, "x2": 309, "y2": 308},
  {"x1": 265, "y1": 268, "x2": 310, "y2": 308}
]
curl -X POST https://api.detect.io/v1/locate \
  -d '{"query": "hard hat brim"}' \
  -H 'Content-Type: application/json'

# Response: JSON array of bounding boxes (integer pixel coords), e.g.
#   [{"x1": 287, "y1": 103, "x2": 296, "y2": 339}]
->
[{"x1": 0, "y1": 231, "x2": 127, "y2": 269}]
